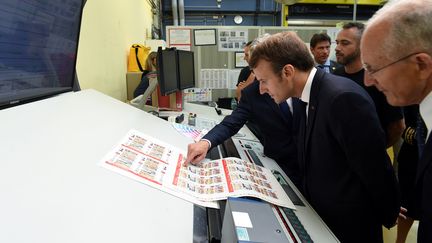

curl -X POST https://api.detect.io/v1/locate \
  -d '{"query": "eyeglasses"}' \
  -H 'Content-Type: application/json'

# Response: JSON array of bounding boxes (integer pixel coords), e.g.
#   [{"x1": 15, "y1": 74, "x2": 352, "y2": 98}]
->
[{"x1": 363, "y1": 52, "x2": 422, "y2": 76}]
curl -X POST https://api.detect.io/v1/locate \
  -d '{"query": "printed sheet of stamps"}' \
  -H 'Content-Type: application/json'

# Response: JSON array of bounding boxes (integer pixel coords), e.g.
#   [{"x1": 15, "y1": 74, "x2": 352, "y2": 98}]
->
[
  {"x1": 100, "y1": 129, "x2": 218, "y2": 208},
  {"x1": 100, "y1": 130, "x2": 295, "y2": 209}
]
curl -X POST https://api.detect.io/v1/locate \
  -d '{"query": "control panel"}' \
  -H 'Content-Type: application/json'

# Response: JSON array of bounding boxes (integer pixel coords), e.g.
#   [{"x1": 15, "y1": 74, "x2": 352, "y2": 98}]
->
[{"x1": 230, "y1": 138, "x2": 339, "y2": 243}]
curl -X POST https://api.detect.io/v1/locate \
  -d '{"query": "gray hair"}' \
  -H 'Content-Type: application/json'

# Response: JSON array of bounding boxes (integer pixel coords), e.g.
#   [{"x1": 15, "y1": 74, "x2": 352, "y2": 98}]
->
[{"x1": 367, "y1": 0, "x2": 432, "y2": 59}]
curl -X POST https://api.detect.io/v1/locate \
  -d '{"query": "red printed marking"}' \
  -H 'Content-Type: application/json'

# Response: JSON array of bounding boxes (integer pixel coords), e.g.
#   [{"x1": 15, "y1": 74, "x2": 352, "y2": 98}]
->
[
  {"x1": 244, "y1": 150, "x2": 253, "y2": 163},
  {"x1": 274, "y1": 206, "x2": 297, "y2": 243},
  {"x1": 105, "y1": 161, "x2": 162, "y2": 185},
  {"x1": 222, "y1": 159, "x2": 233, "y2": 192},
  {"x1": 172, "y1": 154, "x2": 183, "y2": 185}
]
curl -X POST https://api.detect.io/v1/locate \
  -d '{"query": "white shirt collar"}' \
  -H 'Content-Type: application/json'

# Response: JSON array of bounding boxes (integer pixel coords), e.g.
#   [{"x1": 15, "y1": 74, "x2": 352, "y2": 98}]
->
[
  {"x1": 420, "y1": 91, "x2": 432, "y2": 141},
  {"x1": 314, "y1": 59, "x2": 331, "y2": 73},
  {"x1": 282, "y1": 98, "x2": 293, "y2": 114},
  {"x1": 314, "y1": 58, "x2": 330, "y2": 66},
  {"x1": 300, "y1": 67, "x2": 317, "y2": 106}
]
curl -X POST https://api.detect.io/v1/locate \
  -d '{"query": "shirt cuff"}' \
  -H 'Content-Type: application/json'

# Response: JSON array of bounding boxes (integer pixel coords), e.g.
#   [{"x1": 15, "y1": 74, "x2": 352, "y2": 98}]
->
[{"x1": 201, "y1": 139, "x2": 212, "y2": 150}]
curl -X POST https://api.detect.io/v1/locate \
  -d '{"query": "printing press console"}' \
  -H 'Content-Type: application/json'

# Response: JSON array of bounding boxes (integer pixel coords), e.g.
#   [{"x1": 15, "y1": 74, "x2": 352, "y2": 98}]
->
[
  {"x1": 180, "y1": 102, "x2": 339, "y2": 243},
  {"x1": 192, "y1": 137, "x2": 339, "y2": 243}
]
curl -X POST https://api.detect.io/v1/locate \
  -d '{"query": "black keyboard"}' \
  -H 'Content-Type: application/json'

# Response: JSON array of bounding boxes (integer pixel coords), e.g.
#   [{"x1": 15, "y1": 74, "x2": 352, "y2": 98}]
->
[
  {"x1": 282, "y1": 207, "x2": 314, "y2": 243},
  {"x1": 222, "y1": 138, "x2": 240, "y2": 158},
  {"x1": 273, "y1": 170, "x2": 304, "y2": 206},
  {"x1": 247, "y1": 149, "x2": 264, "y2": 167},
  {"x1": 272, "y1": 170, "x2": 312, "y2": 242}
]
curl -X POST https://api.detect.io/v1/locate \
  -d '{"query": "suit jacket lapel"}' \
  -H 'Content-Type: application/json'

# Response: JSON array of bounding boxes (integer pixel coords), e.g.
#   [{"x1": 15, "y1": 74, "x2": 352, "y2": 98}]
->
[
  {"x1": 304, "y1": 70, "x2": 323, "y2": 150},
  {"x1": 416, "y1": 136, "x2": 432, "y2": 183}
]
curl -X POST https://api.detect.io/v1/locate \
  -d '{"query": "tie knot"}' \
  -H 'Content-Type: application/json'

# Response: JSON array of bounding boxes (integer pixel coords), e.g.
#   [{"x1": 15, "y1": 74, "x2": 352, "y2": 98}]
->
[
  {"x1": 299, "y1": 100, "x2": 307, "y2": 108},
  {"x1": 279, "y1": 101, "x2": 291, "y2": 118}
]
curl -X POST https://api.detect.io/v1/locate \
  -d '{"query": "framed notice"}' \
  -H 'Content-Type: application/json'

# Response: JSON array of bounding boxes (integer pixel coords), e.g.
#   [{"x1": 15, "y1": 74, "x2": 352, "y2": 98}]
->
[
  {"x1": 235, "y1": 52, "x2": 248, "y2": 68},
  {"x1": 193, "y1": 29, "x2": 217, "y2": 46},
  {"x1": 168, "y1": 28, "x2": 192, "y2": 50},
  {"x1": 168, "y1": 28, "x2": 191, "y2": 45}
]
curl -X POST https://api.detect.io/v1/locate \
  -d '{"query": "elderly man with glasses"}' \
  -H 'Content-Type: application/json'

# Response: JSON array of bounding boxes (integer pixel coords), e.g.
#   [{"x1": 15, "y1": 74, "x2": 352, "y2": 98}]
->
[{"x1": 361, "y1": 1, "x2": 432, "y2": 242}]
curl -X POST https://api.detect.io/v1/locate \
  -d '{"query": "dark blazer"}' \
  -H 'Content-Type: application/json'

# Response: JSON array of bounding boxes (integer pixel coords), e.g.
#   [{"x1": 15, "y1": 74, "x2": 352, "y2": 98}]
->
[
  {"x1": 329, "y1": 60, "x2": 342, "y2": 74},
  {"x1": 298, "y1": 69, "x2": 400, "y2": 243},
  {"x1": 203, "y1": 81, "x2": 300, "y2": 187},
  {"x1": 416, "y1": 135, "x2": 432, "y2": 243},
  {"x1": 315, "y1": 60, "x2": 341, "y2": 74}
]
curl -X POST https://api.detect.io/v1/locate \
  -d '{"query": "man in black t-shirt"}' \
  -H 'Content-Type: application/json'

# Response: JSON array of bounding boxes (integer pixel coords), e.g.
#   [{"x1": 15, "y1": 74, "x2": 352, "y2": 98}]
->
[
  {"x1": 236, "y1": 41, "x2": 255, "y2": 101},
  {"x1": 237, "y1": 66, "x2": 251, "y2": 87},
  {"x1": 334, "y1": 22, "x2": 404, "y2": 147}
]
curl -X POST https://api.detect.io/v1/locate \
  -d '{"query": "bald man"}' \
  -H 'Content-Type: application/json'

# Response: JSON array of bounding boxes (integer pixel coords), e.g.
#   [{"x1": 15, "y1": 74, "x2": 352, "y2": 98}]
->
[{"x1": 361, "y1": 1, "x2": 432, "y2": 242}]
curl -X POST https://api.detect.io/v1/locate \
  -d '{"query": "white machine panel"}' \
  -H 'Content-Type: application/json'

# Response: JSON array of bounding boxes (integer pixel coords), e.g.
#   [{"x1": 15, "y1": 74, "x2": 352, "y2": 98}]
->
[{"x1": 231, "y1": 138, "x2": 339, "y2": 243}]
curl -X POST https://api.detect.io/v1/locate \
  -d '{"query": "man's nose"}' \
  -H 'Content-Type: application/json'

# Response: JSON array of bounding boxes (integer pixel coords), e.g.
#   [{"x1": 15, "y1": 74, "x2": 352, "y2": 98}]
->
[
  {"x1": 363, "y1": 71, "x2": 376, "y2": 87},
  {"x1": 259, "y1": 83, "x2": 266, "y2": 94}
]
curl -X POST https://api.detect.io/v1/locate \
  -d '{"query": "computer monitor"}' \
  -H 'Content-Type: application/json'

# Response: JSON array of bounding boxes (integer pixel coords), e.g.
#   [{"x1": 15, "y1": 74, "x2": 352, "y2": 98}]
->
[
  {"x1": 0, "y1": 0, "x2": 84, "y2": 109},
  {"x1": 156, "y1": 47, "x2": 179, "y2": 96},
  {"x1": 176, "y1": 50, "x2": 195, "y2": 90}
]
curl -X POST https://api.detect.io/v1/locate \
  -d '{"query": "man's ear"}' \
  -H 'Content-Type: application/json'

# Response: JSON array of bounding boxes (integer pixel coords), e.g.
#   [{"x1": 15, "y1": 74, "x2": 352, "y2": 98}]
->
[
  {"x1": 282, "y1": 64, "x2": 294, "y2": 79},
  {"x1": 416, "y1": 53, "x2": 432, "y2": 80}
]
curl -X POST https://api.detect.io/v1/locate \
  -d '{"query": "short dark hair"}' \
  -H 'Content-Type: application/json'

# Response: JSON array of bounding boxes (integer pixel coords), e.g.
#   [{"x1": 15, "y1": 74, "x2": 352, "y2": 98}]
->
[
  {"x1": 343, "y1": 22, "x2": 365, "y2": 30},
  {"x1": 310, "y1": 33, "x2": 331, "y2": 48},
  {"x1": 249, "y1": 32, "x2": 314, "y2": 74},
  {"x1": 342, "y1": 22, "x2": 365, "y2": 40}
]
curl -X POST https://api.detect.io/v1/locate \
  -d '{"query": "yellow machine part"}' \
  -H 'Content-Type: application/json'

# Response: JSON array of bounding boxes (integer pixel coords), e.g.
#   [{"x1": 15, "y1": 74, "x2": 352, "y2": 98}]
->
[
  {"x1": 294, "y1": 0, "x2": 383, "y2": 4},
  {"x1": 282, "y1": 0, "x2": 385, "y2": 26}
]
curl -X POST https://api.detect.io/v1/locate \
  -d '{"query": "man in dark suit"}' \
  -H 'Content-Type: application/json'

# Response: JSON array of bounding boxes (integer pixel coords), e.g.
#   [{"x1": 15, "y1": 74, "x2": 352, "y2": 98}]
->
[
  {"x1": 249, "y1": 31, "x2": 400, "y2": 243},
  {"x1": 361, "y1": 1, "x2": 432, "y2": 242},
  {"x1": 309, "y1": 32, "x2": 341, "y2": 73},
  {"x1": 185, "y1": 80, "x2": 301, "y2": 188}
]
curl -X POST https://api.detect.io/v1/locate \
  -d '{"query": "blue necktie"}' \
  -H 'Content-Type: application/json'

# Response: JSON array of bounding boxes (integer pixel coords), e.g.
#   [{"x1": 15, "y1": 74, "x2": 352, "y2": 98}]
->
[
  {"x1": 279, "y1": 101, "x2": 292, "y2": 121},
  {"x1": 295, "y1": 99, "x2": 308, "y2": 193},
  {"x1": 298, "y1": 100, "x2": 307, "y2": 141},
  {"x1": 317, "y1": 64, "x2": 330, "y2": 73},
  {"x1": 417, "y1": 114, "x2": 428, "y2": 157}
]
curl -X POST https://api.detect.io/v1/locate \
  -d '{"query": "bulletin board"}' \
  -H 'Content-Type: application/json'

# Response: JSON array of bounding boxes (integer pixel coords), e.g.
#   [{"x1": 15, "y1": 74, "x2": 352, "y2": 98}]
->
[{"x1": 166, "y1": 25, "x2": 335, "y2": 101}]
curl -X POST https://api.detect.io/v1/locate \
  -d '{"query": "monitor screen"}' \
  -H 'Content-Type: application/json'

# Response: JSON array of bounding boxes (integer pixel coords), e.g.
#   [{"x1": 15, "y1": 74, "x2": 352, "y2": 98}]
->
[
  {"x1": 176, "y1": 50, "x2": 195, "y2": 90},
  {"x1": 156, "y1": 47, "x2": 178, "y2": 96},
  {"x1": 0, "y1": 0, "x2": 85, "y2": 109}
]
